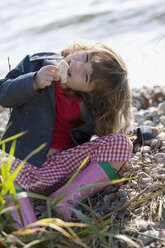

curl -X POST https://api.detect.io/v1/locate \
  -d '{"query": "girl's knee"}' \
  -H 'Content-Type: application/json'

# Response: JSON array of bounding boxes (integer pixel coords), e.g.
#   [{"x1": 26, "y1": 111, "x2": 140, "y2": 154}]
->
[{"x1": 106, "y1": 133, "x2": 132, "y2": 151}]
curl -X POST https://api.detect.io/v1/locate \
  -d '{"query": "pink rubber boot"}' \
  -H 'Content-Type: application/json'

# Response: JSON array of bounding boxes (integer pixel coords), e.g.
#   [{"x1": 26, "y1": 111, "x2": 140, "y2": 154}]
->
[
  {"x1": 4, "y1": 193, "x2": 37, "y2": 228},
  {"x1": 49, "y1": 162, "x2": 118, "y2": 221}
]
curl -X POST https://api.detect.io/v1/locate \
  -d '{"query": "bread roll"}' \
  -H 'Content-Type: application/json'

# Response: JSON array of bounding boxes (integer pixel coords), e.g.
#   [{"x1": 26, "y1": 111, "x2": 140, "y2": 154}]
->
[{"x1": 57, "y1": 59, "x2": 69, "y2": 84}]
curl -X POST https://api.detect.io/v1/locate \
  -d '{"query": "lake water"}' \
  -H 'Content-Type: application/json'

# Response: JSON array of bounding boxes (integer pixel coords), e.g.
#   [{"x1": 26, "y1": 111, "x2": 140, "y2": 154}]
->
[{"x1": 0, "y1": 0, "x2": 165, "y2": 88}]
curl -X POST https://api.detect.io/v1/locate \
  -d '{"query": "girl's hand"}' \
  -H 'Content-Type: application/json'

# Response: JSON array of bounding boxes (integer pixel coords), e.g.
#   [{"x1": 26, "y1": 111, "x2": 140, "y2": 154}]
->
[{"x1": 33, "y1": 65, "x2": 59, "y2": 90}]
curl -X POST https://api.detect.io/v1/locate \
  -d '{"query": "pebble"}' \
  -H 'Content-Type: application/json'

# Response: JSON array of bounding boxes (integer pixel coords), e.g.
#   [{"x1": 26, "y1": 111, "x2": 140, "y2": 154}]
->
[
  {"x1": 135, "y1": 152, "x2": 142, "y2": 158},
  {"x1": 150, "y1": 139, "x2": 160, "y2": 150},
  {"x1": 143, "y1": 120, "x2": 154, "y2": 126},
  {"x1": 158, "y1": 101, "x2": 165, "y2": 115},
  {"x1": 137, "y1": 230, "x2": 159, "y2": 246},
  {"x1": 138, "y1": 172, "x2": 152, "y2": 179},
  {"x1": 160, "y1": 168, "x2": 165, "y2": 174},
  {"x1": 144, "y1": 167, "x2": 151, "y2": 174},
  {"x1": 141, "y1": 177, "x2": 153, "y2": 183},
  {"x1": 141, "y1": 146, "x2": 150, "y2": 153},
  {"x1": 157, "y1": 157, "x2": 165, "y2": 163},
  {"x1": 133, "y1": 165, "x2": 142, "y2": 171},
  {"x1": 160, "y1": 146, "x2": 165, "y2": 152},
  {"x1": 148, "y1": 107, "x2": 158, "y2": 117},
  {"x1": 130, "y1": 180, "x2": 138, "y2": 189},
  {"x1": 151, "y1": 168, "x2": 160, "y2": 174},
  {"x1": 154, "y1": 153, "x2": 164, "y2": 161},
  {"x1": 153, "y1": 174, "x2": 165, "y2": 180},
  {"x1": 157, "y1": 132, "x2": 165, "y2": 141},
  {"x1": 159, "y1": 116, "x2": 165, "y2": 126}
]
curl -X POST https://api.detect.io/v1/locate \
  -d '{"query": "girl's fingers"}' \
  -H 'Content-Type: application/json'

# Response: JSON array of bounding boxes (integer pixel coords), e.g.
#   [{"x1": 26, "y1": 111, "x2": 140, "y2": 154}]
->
[
  {"x1": 45, "y1": 80, "x2": 52, "y2": 86},
  {"x1": 45, "y1": 65, "x2": 59, "y2": 72},
  {"x1": 46, "y1": 75, "x2": 54, "y2": 82},
  {"x1": 46, "y1": 70, "x2": 58, "y2": 77},
  {"x1": 54, "y1": 74, "x2": 60, "y2": 81}
]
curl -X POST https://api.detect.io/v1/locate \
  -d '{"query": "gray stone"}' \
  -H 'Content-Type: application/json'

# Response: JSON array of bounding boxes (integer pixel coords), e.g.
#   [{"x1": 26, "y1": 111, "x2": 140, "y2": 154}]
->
[
  {"x1": 154, "y1": 153, "x2": 164, "y2": 161},
  {"x1": 160, "y1": 146, "x2": 165, "y2": 152},
  {"x1": 138, "y1": 172, "x2": 151, "y2": 178},
  {"x1": 151, "y1": 168, "x2": 160, "y2": 174},
  {"x1": 141, "y1": 177, "x2": 153, "y2": 183},
  {"x1": 157, "y1": 132, "x2": 165, "y2": 141},
  {"x1": 130, "y1": 180, "x2": 138, "y2": 189},
  {"x1": 158, "y1": 101, "x2": 165, "y2": 115},
  {"x1": 143, "y1": 120, "x2": 153, "y2": 126},
  {"x1": 160, "y1": 168, "x2": 165, "y2": 174},
  {"x1": 159, "y1": 115, "x2": 165, "y2": 126},
  {"x1": 157, "y1": 157, "x2": 165, "y2": 163},
  {"x1": 138, "y1": 230, "x2": 159, "y2": 246},
  {"x1": 148, "y1": 107, "x2": 158, "y2": 117},
  {"x1": 144, "y1": 167, "x2": 151, "y2": 174},
  {"x1": 133, "y1": 165, "x2": 141, "y2": 171},
  {"x1": 142, "y1": 146, "x2": 150, "y2": 153}
]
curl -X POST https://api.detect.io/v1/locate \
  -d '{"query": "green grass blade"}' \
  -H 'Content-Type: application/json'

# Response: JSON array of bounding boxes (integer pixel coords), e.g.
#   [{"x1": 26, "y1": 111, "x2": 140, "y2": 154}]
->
[
  {"x1": 71, "y1": 208, "x2": 108, "y2": 246},
  {"x1": 0, "y1": 131, "x2": 27, "y2": 145},
  {"x1": 72, "y1": 177, "x2": 132, "y2": 193},
  {"x1": 1, "y1": 161, "x2": 7, "y2": 181},
  {"x1": 2, "y1": 143, "x2": 5, "y2": 152},
  {"x1": 59, "y1": 155, "x2": 89, "y2": 196},
  {"x1": 7, "y1": 139, "x2": 17, "y2": 172},
  {"x1": 105, "y1": 233, "x2": 141, "y2": 248}
]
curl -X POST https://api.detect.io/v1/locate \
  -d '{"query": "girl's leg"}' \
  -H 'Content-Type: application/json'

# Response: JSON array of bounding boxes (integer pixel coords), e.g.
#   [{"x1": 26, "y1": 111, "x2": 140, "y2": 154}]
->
[
  {"x1": 4, "y1": 186, "x2": 37, "y2": 228},
  {"x1": 11, "y1": 133, "x2": 132, "y2": 196},
  {"x1": 49, "y1": 161, "x2": 121, "y2": 221}
]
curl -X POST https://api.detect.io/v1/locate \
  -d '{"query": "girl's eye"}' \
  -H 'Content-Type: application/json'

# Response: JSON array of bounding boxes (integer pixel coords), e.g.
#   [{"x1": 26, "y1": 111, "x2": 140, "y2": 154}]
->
[
  {"x1": 85, "y1": 74, "x2": 88, "y2": 83},
  {"x1": 86, "y1": 54, "x2": 88, "y2": 63}
]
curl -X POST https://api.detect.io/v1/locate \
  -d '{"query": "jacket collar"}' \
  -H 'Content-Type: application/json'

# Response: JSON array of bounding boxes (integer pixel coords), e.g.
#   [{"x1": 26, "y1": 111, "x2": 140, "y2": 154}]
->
[{"x1": 30, "y1": 52, "x2": 63, "y2": 62}]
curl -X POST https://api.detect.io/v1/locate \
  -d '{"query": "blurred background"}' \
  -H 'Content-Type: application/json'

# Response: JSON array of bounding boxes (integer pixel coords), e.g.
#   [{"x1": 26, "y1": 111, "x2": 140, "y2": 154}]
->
[{"x1": 0, "y1": 0, "x2": 165, "y2": 88}]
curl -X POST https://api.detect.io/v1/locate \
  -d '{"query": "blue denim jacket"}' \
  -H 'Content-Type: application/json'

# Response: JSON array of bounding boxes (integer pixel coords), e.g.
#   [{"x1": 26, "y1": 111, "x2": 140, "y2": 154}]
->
[{"x1": 0, "y1": 52, "x2": 95, "y2": 167}]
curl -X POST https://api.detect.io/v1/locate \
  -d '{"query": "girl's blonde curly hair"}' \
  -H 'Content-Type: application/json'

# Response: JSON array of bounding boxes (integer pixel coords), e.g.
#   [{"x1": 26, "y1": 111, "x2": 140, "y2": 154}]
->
[{"x1": 61, "y1": 41, "x2": 132, "y2": 136}]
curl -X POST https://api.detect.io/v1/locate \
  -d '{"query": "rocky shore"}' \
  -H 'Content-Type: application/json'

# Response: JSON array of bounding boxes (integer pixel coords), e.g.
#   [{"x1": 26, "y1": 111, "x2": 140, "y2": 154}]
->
[{"x1": 0, "y1": 86, "x2": 165, "y2": 248}]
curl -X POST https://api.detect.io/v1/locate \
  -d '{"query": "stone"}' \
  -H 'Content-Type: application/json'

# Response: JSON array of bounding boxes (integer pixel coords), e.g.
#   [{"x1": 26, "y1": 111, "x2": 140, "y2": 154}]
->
[
  {"x1": 160, "y1": 116, "x2": 165, "y2": 126},
  {"x1": 130, "y1": 180, "x2": 138, "y2": 189},
  {"x1": 151, "y1": 168, "x2": 160, "y2": 174},
  {"x1": 158, "y1": 101, "x2": 165, "y2": 115},
  {"x1": 142, "y1": 146, "x2": 150, "y2": 153},
  {"x1": 157, "y1": 157, "x2": 165, "y2": 163},
  {"x1": 141, "y1": 177, "x2": 153, "y2": 183},
  {"x1": 143, "y1": 120, "x2": 154, "y2": 126},
  {"x1": 160, "y1": 146, "x2": 165, "y2": 152},
  {"x1": 133, "y1": 165, "x2": 141, "y2": 171},
  {"x1": 160, "y1": 168, "x2": 165, "y2": 174},
  {"x1": 148, "y1": 107, "x2": 158, "y2": 117},
  {"x1": 150, "y1": 139, "x2": 160, "y2": 150},
  {"x1": 157, "y1": 132, "x2": 165, "y2": 141},
  {"x1": 144, "y1": 167, "x2": 151, "y2": 174},
  {"x1": 154, "y1": 153, "x2": 164, "y2": 161},
  {"x1": 138, "y1": 172, "x2": 151, "y2": 179},
  {"x1": 138, "y1": 230, "x2": 159, "y2": 246}
]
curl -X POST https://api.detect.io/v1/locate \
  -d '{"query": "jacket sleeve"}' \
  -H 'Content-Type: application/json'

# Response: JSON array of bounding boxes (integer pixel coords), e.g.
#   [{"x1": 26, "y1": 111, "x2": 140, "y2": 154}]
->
[{"x1": 0, "y1": 55, "x2": 40, "y2": 108}]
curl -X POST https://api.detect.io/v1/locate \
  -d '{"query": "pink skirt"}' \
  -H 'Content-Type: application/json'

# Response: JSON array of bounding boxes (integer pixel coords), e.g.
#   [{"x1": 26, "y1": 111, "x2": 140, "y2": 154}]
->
[{"x1": 11, "y1": 133, "x2": 132, "y2": 195}]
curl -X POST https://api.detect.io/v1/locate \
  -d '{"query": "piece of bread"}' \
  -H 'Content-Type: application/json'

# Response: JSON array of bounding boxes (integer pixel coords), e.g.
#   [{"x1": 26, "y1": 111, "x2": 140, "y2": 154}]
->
[{"x1": 57, "y1": 59, "x2": 69, "y2": 84}]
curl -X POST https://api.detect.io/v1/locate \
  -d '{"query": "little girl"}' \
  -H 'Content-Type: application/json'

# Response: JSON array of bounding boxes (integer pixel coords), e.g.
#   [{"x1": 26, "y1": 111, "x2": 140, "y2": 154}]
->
[{"x1": 0, "y1": 41, "x2": 132, "y2": 225}]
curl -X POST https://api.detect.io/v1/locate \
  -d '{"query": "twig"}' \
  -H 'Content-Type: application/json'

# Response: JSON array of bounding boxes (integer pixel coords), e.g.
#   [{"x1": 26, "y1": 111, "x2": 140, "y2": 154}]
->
[
  {"x1": 7, "y1": 57, "x2": 11, "y2": 71},
  {"x1": 7, "y1": 57, "x2": 12, "y2": 115}
]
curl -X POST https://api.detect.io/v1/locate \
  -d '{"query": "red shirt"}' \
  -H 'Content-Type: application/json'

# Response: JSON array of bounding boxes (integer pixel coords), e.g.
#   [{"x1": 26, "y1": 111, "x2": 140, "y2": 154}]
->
[{"x1": 50, "y1": 82, "x2": 82, "y2": 149}]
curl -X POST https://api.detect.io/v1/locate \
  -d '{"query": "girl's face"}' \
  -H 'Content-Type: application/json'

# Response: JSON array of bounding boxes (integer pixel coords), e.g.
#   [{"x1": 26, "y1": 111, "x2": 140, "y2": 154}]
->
[{"x1": 62, "y1": 51, "x2": 95, "y2": 92}]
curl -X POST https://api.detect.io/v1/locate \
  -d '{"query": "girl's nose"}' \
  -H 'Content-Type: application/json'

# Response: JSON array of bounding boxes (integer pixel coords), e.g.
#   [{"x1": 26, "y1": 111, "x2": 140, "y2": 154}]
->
[{"x1": 76, "y1": 61, "x2": 83, "y2": 73}]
